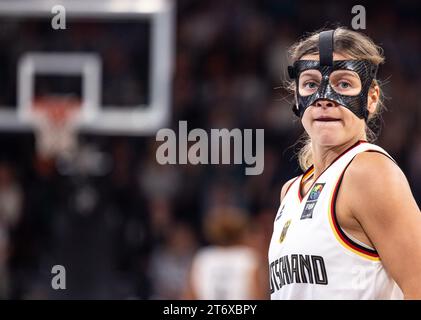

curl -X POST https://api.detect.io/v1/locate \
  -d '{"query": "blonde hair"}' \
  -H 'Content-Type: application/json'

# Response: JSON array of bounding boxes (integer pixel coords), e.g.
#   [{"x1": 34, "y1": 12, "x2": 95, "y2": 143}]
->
[{"x1": 286, "y1": 27, "x2": 386, "y2": 171}]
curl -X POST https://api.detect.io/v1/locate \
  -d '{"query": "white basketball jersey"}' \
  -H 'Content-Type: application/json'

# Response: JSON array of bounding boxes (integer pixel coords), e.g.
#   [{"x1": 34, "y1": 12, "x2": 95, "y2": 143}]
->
[
  {"x1": 268, "y1": 140, "x2": 403, "y2": 300},
  {"x1": 191, "y1": 245, "x2": 258, "y2": 300}
]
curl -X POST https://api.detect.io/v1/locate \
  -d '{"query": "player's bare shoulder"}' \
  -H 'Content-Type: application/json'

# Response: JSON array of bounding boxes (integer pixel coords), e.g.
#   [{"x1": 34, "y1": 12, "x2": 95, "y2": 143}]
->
[
  {"x1": 347, "y1": 151, "x2": 404, "y2": 189},
  {"x1": 342, "y1": 151, "x2": 411, "y2": 215},
  {"x1": 280, "y1": 177, "x2": 298, "y2": 203}
]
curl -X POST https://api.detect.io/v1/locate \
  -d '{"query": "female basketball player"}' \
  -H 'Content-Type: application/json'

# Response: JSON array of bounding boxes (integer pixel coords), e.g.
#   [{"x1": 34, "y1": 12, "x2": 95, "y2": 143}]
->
[{"x1": 268, "y1": 27, "x2": 421, "y2": 299}]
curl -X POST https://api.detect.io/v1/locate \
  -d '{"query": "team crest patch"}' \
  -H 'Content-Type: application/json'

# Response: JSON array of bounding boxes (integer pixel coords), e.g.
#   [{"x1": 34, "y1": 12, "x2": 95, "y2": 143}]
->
[
  {"x1": 301, "y1": 183, "x2": 325, "y2": 220},
  {"x1": 279, "y1": 219, "x2": 291, "y2": 243}
]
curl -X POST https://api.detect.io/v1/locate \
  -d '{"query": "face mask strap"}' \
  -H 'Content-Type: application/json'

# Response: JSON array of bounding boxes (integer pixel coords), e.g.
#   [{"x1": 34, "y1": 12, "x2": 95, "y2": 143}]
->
[{"x1": 319, "y1": 30, "x2": 334, "y2": 66}]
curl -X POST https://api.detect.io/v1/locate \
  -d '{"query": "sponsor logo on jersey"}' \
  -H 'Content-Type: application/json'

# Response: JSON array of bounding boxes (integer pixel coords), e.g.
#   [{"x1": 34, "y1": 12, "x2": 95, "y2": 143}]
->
[
  {"x1": 275, "y1": 205, "x2": 285, "y2": 221},
  {"x1": 279, "y1": 219, "x2": 291, "y2": 243},
  {"x1": 301, "y1": 183, "x2": 325, "y2": 220}
]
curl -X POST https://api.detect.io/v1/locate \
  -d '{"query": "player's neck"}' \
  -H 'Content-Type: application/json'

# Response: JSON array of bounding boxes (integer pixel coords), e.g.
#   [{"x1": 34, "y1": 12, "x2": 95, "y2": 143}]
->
[{"x1": 311, "y1": 138, "x2": 364, "y2": 180}]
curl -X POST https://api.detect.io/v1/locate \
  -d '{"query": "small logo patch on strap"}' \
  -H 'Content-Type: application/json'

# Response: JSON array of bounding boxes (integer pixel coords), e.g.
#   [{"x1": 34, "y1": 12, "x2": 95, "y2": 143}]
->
[{"x1": 275, "y1": 205, "x2": 285, "y2": 221}]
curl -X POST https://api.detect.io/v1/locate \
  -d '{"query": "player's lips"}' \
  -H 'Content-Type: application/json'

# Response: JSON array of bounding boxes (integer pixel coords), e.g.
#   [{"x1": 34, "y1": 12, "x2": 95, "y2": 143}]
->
[
  {"x1": 313, "y1": 115, "x2": 341, "y2": 122},
  {"x1": 314, "y1": 116, "x2": 341, "y2": 122}
]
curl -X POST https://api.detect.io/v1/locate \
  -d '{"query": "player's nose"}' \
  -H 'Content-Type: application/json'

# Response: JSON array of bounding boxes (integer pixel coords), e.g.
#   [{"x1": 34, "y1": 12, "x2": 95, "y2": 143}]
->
[{"x1": 315, "y1": 99, "x2": 335, "y2": 108}]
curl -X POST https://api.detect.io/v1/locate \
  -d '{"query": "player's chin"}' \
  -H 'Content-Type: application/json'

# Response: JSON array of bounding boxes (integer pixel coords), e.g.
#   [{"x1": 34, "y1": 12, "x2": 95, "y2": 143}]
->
[
  {"x1": 311, "y1": 120, "x2": 344, "y2": 133},
  {"x1": 312, "y1": 120, "x2": 345, "y2": 137},
  {"x1": 312, "y1": 131, "x2": 345, "y2": 146}
]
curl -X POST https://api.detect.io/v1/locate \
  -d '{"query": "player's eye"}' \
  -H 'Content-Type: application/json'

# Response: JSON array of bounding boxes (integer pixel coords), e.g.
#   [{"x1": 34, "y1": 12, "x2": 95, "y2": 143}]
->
[
  {"x1": 303, "y1": 81, "x2": 318, "y2": 89},
  {"x1": 337, "y1": 81, "x2": 351, "y2": 89}
]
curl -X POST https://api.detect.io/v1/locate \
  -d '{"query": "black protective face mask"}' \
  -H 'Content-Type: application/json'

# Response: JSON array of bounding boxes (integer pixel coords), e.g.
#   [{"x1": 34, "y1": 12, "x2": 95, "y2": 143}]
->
[{"x1": 287, "y1": 30, "x2": 378, "y2": 120}]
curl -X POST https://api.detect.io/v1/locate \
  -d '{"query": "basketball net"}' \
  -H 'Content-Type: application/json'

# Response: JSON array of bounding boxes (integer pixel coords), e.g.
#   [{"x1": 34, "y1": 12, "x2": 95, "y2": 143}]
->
[{"x1": 31, "y1": 96, "x2": 81, "y2": 160}]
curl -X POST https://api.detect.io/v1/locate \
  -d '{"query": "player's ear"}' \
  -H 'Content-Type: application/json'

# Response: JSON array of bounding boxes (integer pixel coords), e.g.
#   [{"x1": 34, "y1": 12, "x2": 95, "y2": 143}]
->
[{"x1": 367, "y1": 83, "x2": 380, "y2": 115}]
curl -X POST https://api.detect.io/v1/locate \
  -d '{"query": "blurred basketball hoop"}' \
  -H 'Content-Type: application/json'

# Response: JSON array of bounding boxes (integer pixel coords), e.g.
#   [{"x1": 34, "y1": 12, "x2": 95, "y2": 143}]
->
[
  {"x1": 0, "y1": 0, "x2": 174, "y2": 136},
  {"x1": 31, "y1": 95, "x2": 82, "y2": 159}
]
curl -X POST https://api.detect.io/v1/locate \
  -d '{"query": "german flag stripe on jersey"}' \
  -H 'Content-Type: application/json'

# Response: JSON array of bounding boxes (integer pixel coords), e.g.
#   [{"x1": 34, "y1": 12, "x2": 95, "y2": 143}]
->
[
  {"x1": 328, "y1": 157, "x2": 380, "y2": 261},
  {"x1": 298, "y1": 166, "x2": 314, "y2": 201},
  {"x1": 303, "y1": 167, "x2": 314, "y2": 181}
]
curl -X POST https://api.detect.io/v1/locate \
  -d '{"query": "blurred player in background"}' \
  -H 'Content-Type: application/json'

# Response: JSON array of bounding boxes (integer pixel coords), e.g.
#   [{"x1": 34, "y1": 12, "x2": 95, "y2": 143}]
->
[
  {"x1": 269, "y1": 27, "x2": 421, "y2": 299},
  {"x1": 183, "y1": 206, "x2": 266, "y2": 300}
]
